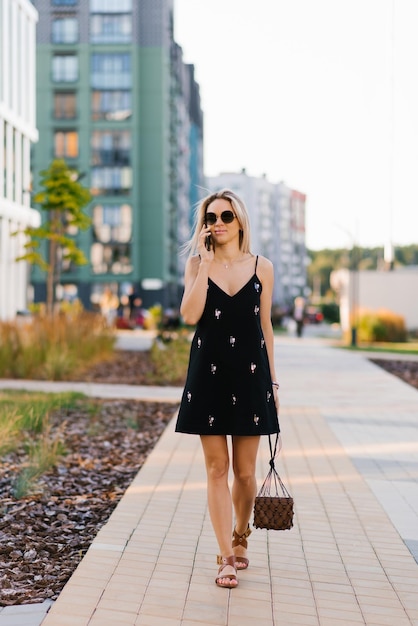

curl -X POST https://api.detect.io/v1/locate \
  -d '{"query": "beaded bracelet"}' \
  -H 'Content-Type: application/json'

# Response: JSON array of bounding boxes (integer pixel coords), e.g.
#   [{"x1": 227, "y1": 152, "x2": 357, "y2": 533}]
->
[{"x1": 272, "y1": 381, "x2": 280, "y2": 389}]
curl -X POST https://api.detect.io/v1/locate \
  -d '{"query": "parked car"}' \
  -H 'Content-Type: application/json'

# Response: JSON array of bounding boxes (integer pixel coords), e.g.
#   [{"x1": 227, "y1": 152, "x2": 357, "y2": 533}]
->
[{"x1": 305, "y1": 306, "x2": 324, "y2": 324}]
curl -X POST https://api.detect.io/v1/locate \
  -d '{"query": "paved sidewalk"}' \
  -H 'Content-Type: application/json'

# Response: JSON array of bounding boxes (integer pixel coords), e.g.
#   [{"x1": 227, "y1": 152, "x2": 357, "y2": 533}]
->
[{"x1": 1, "y1": 337, "x2": 418, "y2": 625}]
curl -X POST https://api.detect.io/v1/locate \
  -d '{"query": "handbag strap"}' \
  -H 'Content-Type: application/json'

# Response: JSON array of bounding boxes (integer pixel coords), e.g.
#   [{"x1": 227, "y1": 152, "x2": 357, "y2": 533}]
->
[
  {"x1": 258, "y1": 442, "x2": 291, "y2": 499},
  {"x1": 268, "y1": 432, "x2": 281, "y2": 469},
  {"x1": 268, "y1": 403, "x2": 281, "y2": 465},
  {"x1": 260, "y1": 412, "x2": 289, "y2": 498}
]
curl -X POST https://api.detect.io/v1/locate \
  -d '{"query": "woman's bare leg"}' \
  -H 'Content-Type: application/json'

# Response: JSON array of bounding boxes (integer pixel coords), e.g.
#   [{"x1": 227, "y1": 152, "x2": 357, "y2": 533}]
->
[
  {"x1": 200, "y1": 435, "x2": 237, "y2": 587},
  {"x1": 231, "y1": 436, "x2": 260, "y2": 563}
]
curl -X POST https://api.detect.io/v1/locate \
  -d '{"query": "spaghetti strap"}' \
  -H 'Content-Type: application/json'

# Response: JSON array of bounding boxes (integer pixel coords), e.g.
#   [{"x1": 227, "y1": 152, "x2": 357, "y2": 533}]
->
[{"x1": 255, "y1": 255, "x2": 259, "y2": 272}]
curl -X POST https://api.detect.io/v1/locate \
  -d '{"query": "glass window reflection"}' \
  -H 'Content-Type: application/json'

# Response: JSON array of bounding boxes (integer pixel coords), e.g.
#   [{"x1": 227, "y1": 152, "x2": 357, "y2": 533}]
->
[
  {"x1": 91, "y1": 54, "x2": 131, "y2": 89},
  {"x1": 52, "y1": 55, "x2": 78, "y2": 82},
  {"x1": 91, "y1": 131, "x2": 130, "y2": 166},
  {"x1": 90, "y1": 15, "x2": 132, "y2": 43},
  {"x1": 54, "y1": 92, "x2": 76, "y2": 119},
  {"x1": 52, "y1": 18, "x2": 78, "y2": 44},
  {"x1": 92, "y1": 203, "x2": 132, "y2": 243},
  {"x1": 90, "y1": 167, "x2": 132, "y2": 195},
  {"x1": 91, "y1": 242, "x2": 132, "y2": 275},
  {"x1": 90, "y1": 0, "x2": 132, "y2": 12},
  {"x1": 91, "y1": 90, "x2": 132, "y2": 121}
]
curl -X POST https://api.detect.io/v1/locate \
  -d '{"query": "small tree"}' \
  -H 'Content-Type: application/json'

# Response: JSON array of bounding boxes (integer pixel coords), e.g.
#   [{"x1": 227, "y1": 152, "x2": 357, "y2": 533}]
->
[{"x1": 17, "y1": 159, "x2": 92, "y2": 315}]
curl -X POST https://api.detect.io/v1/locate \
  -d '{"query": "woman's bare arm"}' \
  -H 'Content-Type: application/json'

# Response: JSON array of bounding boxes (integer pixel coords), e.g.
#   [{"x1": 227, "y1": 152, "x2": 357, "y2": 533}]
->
[{"x1": 180, "y1": 256, "x2": 212, "y2": 325}]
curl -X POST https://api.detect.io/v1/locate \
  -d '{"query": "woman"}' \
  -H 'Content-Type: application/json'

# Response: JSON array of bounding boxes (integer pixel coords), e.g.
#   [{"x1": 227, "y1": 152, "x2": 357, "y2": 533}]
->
[{"x1": 175, "y1": 189, "x2": 280, "y2": 589}]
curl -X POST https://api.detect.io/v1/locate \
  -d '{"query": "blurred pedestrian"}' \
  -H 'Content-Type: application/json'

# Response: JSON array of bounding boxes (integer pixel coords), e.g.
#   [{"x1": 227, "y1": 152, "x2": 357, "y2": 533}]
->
[
  {"x1": 99, "y1": 287, "x2": 119, "y2": 326},
  {"x1": 293, "y1": 296, "x2": 306, "y2": 337}
]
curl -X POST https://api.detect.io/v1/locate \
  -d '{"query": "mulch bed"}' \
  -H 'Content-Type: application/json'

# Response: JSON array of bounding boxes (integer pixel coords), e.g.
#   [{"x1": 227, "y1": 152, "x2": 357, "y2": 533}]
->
[
  {"x1": 69, "y1": 350, "x2": 155, "y2": 386},
  {"x1": 369, "y1": 358, "x2": 418, "y2": 390},
  {"x1": 69, "y1": 348, "x2": 186, "y2": 387}
]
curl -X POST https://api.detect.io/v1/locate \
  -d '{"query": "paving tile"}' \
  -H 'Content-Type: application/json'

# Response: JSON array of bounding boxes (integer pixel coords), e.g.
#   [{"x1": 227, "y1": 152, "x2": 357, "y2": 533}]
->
[
  {"x1": 88, "y1": 610, "x2": 137, "y2": 625},
  {"x1": 182, "y1": 599, "x2": 228, "y2": 625},
  {"x1": 135, "y1": 617, "x2": 181, "y2": 626},
  {"x1": 270, "y1": 612, "x2": 319, "y2": 625},
  {"x1": 317, "y1": 607, "x2": 364, "y2": 621},
  {"x1": 96, "y1": 598, "x2": 142, "y2": 614}
]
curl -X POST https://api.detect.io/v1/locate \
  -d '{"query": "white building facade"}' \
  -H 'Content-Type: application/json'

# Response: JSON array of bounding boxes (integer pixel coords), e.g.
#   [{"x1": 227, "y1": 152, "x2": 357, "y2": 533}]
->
[
  {"x1": 208, "y1": 171, "x2": 307, "y2": 309},
  {"x1": 0, "y1": 0, "x2": 40, "y2": 320},
  {"x1": 331, "y1": 267, "x2": 418, "y2": 332}
]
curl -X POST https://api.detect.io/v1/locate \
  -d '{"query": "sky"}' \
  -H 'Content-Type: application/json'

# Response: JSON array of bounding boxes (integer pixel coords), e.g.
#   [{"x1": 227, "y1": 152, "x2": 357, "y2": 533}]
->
[{"x1": 174, "y1": 0, "x2": 418, "y2": 251}]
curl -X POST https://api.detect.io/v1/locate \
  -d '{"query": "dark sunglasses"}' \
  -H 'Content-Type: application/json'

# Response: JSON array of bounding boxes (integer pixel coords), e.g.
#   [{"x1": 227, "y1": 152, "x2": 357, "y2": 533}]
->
[{"x1": 205, "y1": 210, "x2": 236, "y2": 226}]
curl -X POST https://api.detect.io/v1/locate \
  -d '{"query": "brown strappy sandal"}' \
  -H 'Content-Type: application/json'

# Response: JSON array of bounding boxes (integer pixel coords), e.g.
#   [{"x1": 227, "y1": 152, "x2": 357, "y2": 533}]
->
[
  {"x1": 232, "y1": 525, "x2": 252, "y2": 570},
  {"x1": 215, "y1": 555, "x2": 238, "y2": 588}
]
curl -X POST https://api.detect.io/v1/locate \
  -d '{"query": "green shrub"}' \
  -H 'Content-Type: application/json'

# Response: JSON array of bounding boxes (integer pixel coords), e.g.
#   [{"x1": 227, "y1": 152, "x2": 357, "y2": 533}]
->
[
  {"x1": 356, "y1": 308, "x2": 407, "y2": 343},
  {"x1": 148, "y1": 333, "x2": 190, "y2": 385},
  {"x1": 321, "y1": 302, "x2": 340, "y2": 324}
]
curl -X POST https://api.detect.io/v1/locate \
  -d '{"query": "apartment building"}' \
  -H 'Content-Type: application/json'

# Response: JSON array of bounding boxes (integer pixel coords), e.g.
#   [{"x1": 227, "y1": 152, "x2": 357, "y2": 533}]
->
[
  {"x1": 31, "y1": 0, "x2": 204, "y2": 309},
  {"x1": 0, "y1": 0, "x2": 40, "y2": 320}
]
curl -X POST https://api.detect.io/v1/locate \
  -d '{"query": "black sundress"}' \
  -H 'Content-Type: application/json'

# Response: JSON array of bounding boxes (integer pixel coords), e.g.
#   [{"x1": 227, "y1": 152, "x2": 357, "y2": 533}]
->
[{"x1": 175, "y1": 256, "x2": 280, "y2": 436}]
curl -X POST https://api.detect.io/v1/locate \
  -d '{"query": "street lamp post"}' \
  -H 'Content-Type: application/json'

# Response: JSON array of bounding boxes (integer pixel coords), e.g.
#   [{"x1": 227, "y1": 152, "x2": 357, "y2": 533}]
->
[
  {"x1": 350, "y1": 243, "x2": 359, "y2": 347},
  {"x1": 334, "y1": 223, "x2": 359, "y2": 347}
]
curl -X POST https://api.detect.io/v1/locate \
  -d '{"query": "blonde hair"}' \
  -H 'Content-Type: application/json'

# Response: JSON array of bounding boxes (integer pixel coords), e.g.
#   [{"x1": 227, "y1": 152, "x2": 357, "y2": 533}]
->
[{"x1": 184, "y1": 189, "x2": 251, "y2": 256}]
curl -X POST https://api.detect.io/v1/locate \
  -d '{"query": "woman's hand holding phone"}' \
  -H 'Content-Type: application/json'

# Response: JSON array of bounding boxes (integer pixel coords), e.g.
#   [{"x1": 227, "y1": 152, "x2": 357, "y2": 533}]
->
[{"x1": 199, "y1": 224, "x2": 214, "y2": 261}]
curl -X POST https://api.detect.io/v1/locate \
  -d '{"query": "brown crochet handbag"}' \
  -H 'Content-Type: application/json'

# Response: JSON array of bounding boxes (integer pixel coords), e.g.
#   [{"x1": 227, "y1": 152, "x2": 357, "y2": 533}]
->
[{"x1": 253, "y1": 433, "x2": 294, "y2": 531}]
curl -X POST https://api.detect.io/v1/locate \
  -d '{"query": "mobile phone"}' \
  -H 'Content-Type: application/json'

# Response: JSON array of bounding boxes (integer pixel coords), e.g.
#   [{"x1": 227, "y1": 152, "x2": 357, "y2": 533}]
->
[{"x1": 204, "y1": 224, "x2": 212, "y2": 251}]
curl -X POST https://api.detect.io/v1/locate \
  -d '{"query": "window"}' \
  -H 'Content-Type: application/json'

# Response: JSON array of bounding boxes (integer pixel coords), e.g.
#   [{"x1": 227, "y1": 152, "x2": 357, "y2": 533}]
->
[
  {"x1": 90, "y1": 15, "x2": 132, "y2": 43},
  {"x1": 90, "y1": 0, "x2": 132, "y2": 12},
  {"x1": 54, "y1": 131, "x2": 79, "y2": 158},
  {"x1": 52, "y1": 18, "x2": 78, "y2": 43},
  {"x1": 91, "y1": 54, "x2": 131, "y2": 89},
  {"x1": 54, "y1": 92, "x2": 76, "y2": 119},
  {"x1": 91, "y1": 242, "x2": 132, "y2": 274},
  {"x1": 91, "y1": 166, "x2": 132, "y2": 195},
  {"x1": 92, "y1": 204, "x2": 132, "y2": 243},
  {"x1": 91, "y1": 90, "x2": 131, "y2": 121},
  {"x1": 52, "y1": 55, "x2": 78, "y2": 82},
  {"x1": 91, "y1": 131, "x2": 130, "y2": 166},
  {"x1": 53, "y1": 0, "x2": 77, "y2": 5}
]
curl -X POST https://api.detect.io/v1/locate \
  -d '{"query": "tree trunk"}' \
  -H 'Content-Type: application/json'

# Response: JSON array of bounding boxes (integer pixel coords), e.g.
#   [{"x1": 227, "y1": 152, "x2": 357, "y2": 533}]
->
[
  {"x1": 46, "y1": 210, "x2": 59, "y2": 316},
  {"x1": 47, "y1": 237, "x2": 57, "y2": 316}
]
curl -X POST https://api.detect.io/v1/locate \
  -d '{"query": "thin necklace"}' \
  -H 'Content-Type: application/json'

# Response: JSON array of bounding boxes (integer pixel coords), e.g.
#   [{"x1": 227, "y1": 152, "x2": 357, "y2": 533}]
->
[{"x1": 215, "y1": 254, "x2": 244, "y2": 269}]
